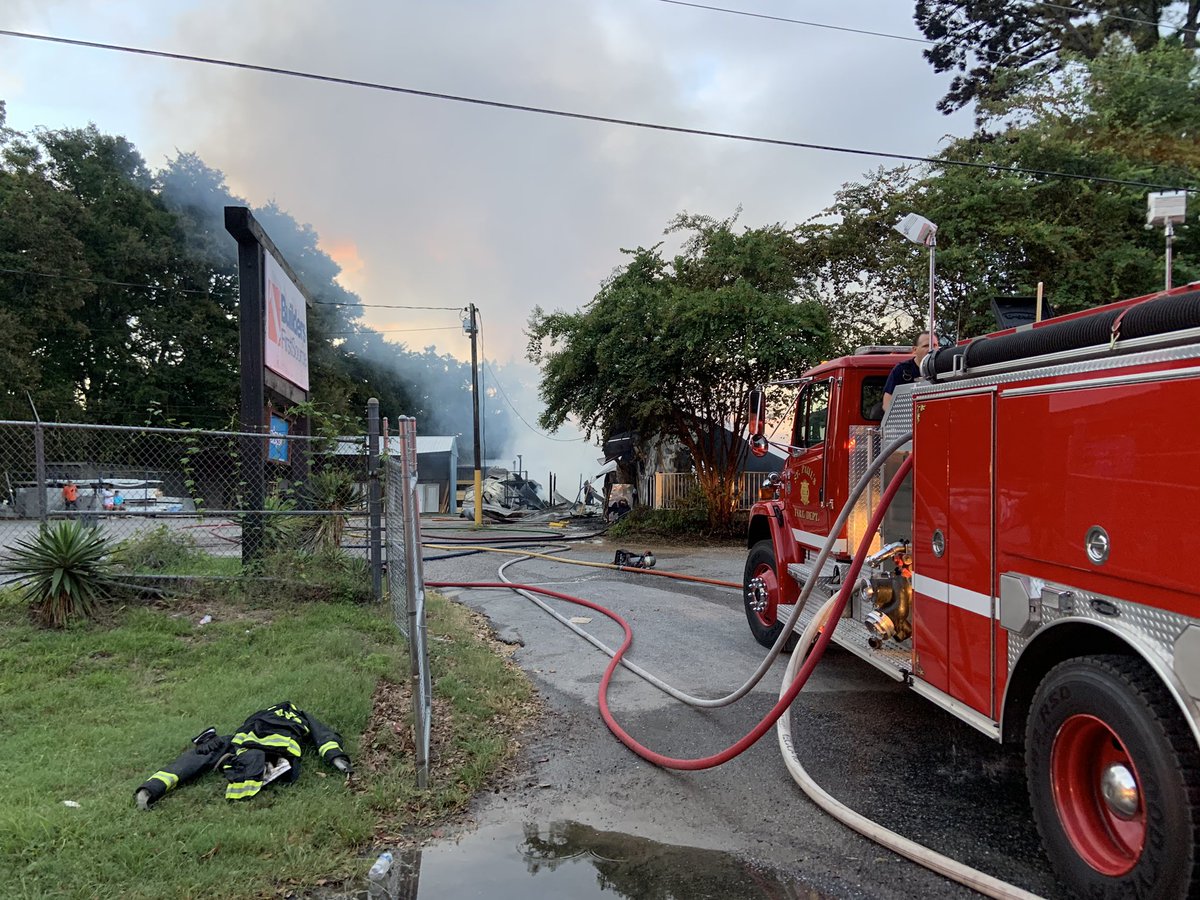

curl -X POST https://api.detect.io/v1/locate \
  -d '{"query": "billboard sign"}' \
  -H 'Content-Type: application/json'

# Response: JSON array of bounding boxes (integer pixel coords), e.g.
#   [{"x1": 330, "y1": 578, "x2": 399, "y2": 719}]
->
[{"x1": 264, "y1": 252, "x2": 310, "y2": 391}]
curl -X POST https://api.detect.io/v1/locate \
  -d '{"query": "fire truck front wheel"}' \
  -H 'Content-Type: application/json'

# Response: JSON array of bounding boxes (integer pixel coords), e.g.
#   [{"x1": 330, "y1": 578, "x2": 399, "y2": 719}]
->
[
  {"x1": 742, "y1": 540, "x2": 797, "y2": 652},
  {"x1": 1025, "y1": 654, "x2": 1200, "y2": 899}
]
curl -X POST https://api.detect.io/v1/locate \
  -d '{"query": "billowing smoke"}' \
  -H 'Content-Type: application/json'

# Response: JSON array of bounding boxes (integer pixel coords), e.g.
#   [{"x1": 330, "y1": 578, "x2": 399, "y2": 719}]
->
[{"x1": 156, "y1": 151, "x2": 600, "y2": 495}]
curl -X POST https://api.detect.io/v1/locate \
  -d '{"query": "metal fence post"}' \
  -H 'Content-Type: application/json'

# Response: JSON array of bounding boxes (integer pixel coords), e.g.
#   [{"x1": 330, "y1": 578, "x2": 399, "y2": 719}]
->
[
  {"x1": 32, "y1": 421, "x2": 47, "y2": 523},
  {"x1": 367, "y1": 398, "x2": 383, "y2": 603},
  {"x1": 396, "y1": 417, "x2": 431, "y2": 788}
]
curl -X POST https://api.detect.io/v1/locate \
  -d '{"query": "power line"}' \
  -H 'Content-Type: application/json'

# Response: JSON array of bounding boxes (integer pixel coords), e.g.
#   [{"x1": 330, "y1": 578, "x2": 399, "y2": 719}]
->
[
  {"x1": 0, "y1": 265, "x2": 218, "y2": 294},
  {"x1": 1016, "y1": 0, "x2": 1184, "y2": 33},
  {"x1": 0, "y1": 266, "x2": 470, "y2": 314},
  {"x1": 0, "y1": 27, "x2": 1192, "y2": 192},
  {"x1": 656, "y1": 0, "x2": 929, "y2": 44},
  {"x1": 313, "y1": 300, "x2": 462, "y2": 310},
  {"x1": 657, "y1": 0, "x2": 1196, "y2": 89},
  {"x1": 482, "y1": 359, "x2": 586, "y2": 443},
  {"x1": 20, "y1": 320, "x2": 456, "y2": 340},
  {"x1": 331, "y1": 326, "x2": 459, "y2": 335}
]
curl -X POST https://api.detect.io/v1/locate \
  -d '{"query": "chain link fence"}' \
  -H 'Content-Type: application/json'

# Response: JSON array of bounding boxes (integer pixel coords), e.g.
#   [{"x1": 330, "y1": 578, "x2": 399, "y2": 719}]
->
[
  {"x1": 0, "y1": 419, "x2": 370, "y2": 566},
  {"x1": 2, "y1": 412, "x2": 433, "y2": 787},
  {"x1": 385, "y1": 416, "x2": 432, "y2": 788}
]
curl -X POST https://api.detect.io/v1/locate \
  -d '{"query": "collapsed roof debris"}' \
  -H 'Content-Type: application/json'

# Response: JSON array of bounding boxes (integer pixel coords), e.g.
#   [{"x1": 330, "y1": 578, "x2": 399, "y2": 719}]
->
[{"x1": 460, "y1": 469, "x2": 603, "y2": 523}]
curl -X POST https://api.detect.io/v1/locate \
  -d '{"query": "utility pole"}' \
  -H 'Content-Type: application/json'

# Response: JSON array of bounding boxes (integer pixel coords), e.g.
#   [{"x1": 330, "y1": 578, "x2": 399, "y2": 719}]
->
[{"x1": 465, "y1": 304, "x2": 483, "y2": 526}]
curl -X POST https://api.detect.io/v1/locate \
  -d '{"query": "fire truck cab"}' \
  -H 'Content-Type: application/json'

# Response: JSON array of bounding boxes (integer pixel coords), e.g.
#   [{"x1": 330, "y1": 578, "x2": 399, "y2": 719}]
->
[{"x1": 744, "y1": 285, "x2": 1200, "y2": 898}]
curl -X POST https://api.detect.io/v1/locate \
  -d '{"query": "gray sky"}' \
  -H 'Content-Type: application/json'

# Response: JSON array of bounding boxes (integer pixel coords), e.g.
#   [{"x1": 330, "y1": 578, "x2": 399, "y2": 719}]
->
[{"x1": 0, "y1": 0, "x2": 970, "y2": 487}]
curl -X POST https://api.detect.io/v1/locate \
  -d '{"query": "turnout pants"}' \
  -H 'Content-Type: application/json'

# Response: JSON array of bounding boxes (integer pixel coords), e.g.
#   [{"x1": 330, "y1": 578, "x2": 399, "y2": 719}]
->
[
  {"x1": 136, "y1": 734, "x2": 300, "y2": 804},
  {"x1": 221, "y1": 746, "x2": 300, "y2": 800}
]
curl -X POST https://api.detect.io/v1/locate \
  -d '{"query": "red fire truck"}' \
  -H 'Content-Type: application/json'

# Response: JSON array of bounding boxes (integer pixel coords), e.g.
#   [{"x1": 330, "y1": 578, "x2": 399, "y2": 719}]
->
[{"x1": 743, "y1": 284, "x2": 1200, "y2": 898}]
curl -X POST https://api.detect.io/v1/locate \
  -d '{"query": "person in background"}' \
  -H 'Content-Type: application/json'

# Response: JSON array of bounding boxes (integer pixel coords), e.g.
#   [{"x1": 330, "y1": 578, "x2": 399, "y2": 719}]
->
[
  {"x1": 62, "y1": 479, "x2": 79, "y2": 511},
  {"x1": 882, "y1": 331, "x2": 932, "y2": 412},
  {"x1": 112, "y1": 490, "x2": 125, "y2": 511},
  {"x1": 102, "y1": 487, "x2": 116, "y2": 512}
]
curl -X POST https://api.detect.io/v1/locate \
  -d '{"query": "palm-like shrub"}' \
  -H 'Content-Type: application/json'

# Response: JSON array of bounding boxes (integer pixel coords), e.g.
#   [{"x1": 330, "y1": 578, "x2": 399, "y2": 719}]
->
[
  {"x1": 302, "y1": 469, "x2": 361, "y2": 552},
  {"x1": 3, "y1": 520, "x2": 113, "y2": 627},
  {"x1": 258, "y1": 490, "x2": 301, "y2": 554}
]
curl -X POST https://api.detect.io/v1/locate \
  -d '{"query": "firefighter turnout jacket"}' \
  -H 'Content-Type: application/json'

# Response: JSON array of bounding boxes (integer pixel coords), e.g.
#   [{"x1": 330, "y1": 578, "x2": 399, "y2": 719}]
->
[{"x1": 135, "y1": 702, "x2": 352, "y2": 805}]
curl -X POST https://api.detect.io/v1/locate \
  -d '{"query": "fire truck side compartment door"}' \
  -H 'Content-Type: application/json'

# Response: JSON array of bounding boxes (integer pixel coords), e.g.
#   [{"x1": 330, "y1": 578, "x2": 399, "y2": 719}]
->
[
  {"x1": 945, "y1": 393, "x2": 995, "y2": 717},
  {"x1": 996, "y1": 372, "x2": 1200, "y2": 606},
  {"x1": 912, "y1": 399, "x2": 950, "y2": 693}
]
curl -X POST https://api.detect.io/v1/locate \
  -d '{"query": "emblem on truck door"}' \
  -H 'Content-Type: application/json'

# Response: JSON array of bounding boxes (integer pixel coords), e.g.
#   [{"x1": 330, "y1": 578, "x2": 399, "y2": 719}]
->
[{"x1": 799, "y1": 481, "x2": 811, "y2": 505}]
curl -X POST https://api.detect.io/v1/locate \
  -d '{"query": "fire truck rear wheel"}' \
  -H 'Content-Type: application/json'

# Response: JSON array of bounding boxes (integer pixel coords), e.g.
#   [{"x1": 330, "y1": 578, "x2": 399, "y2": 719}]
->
[
  {"x1": 742, "y1": 540, "x2": 797, "y2": 652},
  {"x1": 1025, "y1": 654, "x2": 1200, "y2": 899}
]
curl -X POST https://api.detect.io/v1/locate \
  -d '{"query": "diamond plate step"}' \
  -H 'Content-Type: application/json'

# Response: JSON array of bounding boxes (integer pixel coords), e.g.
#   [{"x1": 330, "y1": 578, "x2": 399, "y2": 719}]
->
[{"x1": 792, "y1": 595, "x2": 912, "y2": 682}]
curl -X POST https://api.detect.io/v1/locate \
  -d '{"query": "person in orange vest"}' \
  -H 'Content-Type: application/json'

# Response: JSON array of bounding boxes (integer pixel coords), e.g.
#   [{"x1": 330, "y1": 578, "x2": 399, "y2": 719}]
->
[{"x1": 62, "y1": 480, "x2": 79, "y2": 511}]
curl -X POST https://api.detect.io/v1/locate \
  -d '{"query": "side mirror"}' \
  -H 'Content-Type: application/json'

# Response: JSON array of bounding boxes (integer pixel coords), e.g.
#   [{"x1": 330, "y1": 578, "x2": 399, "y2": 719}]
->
[{"x1": 747, "y1": 388, "x2": 766, "y2": 457}]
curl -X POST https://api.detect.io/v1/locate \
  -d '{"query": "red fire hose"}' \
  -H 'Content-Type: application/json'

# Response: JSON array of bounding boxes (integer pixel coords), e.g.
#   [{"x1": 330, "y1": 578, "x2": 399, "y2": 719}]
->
[{"x1": 430, "y1": 452, "x2": 913, "y2": 770}]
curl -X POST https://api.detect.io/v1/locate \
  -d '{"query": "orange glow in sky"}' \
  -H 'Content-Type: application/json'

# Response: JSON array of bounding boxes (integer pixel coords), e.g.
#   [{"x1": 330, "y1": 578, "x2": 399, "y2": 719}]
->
[{"x1": 322, "y1": 238, "x2": 366, "y2": 293}]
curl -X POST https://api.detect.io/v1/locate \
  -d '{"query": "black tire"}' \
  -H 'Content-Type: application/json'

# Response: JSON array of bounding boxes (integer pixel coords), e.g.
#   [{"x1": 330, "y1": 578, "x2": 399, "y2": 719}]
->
[
  {"x1": 1025, "y1": 654, "x2": 1200, "y2": 899},
  {"x1": 742, "y1": 539, "x2": 796, "y2": 651}
]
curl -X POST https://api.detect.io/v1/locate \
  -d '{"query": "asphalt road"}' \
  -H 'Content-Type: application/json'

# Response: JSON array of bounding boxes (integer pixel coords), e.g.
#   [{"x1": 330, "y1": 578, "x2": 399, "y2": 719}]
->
[{"x1": 421, "y1": 532, "x2": 1066, "y2": 900}]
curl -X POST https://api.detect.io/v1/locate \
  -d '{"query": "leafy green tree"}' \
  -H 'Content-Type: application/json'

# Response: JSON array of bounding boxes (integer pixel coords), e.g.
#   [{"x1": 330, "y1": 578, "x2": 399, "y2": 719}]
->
[
  {"x1": 0, "y1": 109, "x2": 478, "y2": 439},
  {"x1": 34, "y1": 125, "x2": 188, "y2": 424},
  {"x1": 792, "y1": 167, "x2": 928, "y2": 353},
  {"x1": 795, "y1": 42, "x2": 1199, "y2": 346},
  {"x1": 1, "y1": 122, "x2": 239, "y2": 425},
  {"x1": 915, "y1": 0, "x2": 1199, "y2": 119},
  {"x1": 529, "y1": 214, "x2": 831, "y2": 532},
  {"x1": 0, "y1": 125, "x2": 94, "y2": 419}
]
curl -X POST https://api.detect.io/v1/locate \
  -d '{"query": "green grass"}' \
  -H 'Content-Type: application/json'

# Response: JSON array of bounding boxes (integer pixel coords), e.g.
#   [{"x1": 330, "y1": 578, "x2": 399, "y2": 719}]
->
[{"x1": 0, "y1": 583, "x2": 533, "y2": 899}]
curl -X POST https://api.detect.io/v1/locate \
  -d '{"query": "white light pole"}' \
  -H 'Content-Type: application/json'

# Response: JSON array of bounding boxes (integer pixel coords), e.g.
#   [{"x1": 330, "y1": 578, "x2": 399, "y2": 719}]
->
[
  {"x1": 893, "y1": 213, "x2": 939, "y2": 351},
  {"x1": 1147, "y1": 191, "x2": 1187, "y2": 291}
]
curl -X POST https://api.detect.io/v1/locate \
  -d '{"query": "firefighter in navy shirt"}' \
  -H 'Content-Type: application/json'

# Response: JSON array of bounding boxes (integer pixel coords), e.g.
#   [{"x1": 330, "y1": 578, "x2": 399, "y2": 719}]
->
[{"x1": 882, "y1": 331, "x2": 932, "y2": 412}]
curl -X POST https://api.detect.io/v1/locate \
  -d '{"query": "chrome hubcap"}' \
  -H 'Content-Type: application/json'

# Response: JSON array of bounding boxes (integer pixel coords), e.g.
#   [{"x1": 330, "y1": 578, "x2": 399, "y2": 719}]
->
[{"x1": 1100, "y1": 763, "x2": 1140, "y2": 820}]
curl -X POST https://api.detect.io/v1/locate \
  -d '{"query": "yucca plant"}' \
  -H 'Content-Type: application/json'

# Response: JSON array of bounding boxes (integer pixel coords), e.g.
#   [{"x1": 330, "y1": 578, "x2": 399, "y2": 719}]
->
[
  {"x1": 302, "y1": 469, "x2": 361, "y2": 552},
  {"x1": 3, "y1": 520, "x2": 113, "y2": 627},
  {"x1": 258, "y1": 490, "x2": 302, "y2": 554}
]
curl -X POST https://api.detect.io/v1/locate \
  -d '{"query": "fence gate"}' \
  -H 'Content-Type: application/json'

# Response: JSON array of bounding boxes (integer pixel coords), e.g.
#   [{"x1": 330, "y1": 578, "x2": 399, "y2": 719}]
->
[{"x1": 385, "y1": 416, "x2": 432, "y2": 788}]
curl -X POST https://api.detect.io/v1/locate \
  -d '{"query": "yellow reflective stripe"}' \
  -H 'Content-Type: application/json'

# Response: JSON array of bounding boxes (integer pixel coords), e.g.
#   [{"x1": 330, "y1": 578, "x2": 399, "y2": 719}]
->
[
  {"x1": 318, "y1": 741, "x2": 341, "y2": 756},
  {"x1": 150, "y1": 771, "x2": 179, "y2": 790},
  {"x1": 225, "y1": 779, "x2": 262, "y2": 800},
  {"x1": 232, "y1": 731, "x2": 302, "y2": 756}
]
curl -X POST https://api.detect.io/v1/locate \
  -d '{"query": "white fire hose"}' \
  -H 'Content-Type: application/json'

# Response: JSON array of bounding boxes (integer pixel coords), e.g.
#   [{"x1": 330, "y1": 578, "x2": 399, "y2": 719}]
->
[{"x1": 777, "y1": 598, "x2": 1046, "y2": 900}]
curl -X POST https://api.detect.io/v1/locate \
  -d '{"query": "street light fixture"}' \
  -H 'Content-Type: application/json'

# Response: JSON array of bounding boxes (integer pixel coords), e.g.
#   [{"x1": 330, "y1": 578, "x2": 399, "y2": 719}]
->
[
  {"x1": 893, "y1": 212, "x2": 939, "y2": 352},
  {"x1": 1147, "y1": 191, "x2": 1187, "y2": 291}
]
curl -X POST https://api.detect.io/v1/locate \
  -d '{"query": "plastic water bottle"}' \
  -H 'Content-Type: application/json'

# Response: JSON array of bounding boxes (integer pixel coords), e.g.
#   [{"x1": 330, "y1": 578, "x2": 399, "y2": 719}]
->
[{"x1": 367, "y1": 850, "x2": 393, "y2": 899}]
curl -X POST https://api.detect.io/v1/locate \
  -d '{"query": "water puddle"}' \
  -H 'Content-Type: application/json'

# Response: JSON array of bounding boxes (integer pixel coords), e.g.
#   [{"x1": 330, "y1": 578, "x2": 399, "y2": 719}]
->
[{"x1": 358, "y1": 820, "x2": 829, "y2": 899}]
